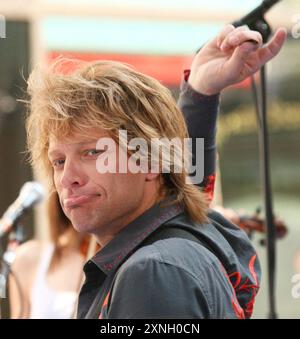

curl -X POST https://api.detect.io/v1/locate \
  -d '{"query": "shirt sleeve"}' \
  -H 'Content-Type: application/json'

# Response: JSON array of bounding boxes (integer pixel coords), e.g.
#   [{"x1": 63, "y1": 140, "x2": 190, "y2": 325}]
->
[
  {"x1": 106, "y1": 257, "x2": 211, "y2": 319},
  {"x1": 177, "y1": 70, "x2": 220, "y2": 201}
]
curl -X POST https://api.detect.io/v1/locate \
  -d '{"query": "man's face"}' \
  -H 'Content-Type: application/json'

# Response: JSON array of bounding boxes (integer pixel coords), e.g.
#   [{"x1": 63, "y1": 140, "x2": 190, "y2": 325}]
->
[{"x1": 48, "y1": 129, "x2": 156, "y2": 242}]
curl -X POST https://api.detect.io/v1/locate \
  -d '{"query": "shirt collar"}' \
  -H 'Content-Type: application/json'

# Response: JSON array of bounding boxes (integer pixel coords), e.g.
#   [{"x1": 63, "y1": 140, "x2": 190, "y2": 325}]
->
[{"x1": 90, "y1": 196, "x2": 183, "y2": 275}]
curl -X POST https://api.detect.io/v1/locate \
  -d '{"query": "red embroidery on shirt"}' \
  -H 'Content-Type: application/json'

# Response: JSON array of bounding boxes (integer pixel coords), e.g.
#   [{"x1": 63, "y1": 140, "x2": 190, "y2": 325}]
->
[
  {"x1": 184, "y1": 69, "x2": 191, "y2": 81},
  {"x1": 203, "y1": 174, "x2": 216, "y2": 202},
  {"x1": 99, "y1": 292, "x2": 111, "y2": 319},
  {"x1": 225, "y1": 255, "x2": 259, "y2": 318},
  {"x1": 220, "y1": 264, "x2": 245, "y2": 319},
  {"x1": 245, "y1": 255, "x2": 259, "y2": 317}
]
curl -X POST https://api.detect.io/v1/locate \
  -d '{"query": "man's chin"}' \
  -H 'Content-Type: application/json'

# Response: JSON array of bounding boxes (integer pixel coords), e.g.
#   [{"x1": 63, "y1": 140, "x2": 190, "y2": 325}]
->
[
  {"x1": 66, "y1": 209, "x2": 97, "y2": 233},
  {"x1": 72, "y1": 221, "x2": 98, "y2": 235}
]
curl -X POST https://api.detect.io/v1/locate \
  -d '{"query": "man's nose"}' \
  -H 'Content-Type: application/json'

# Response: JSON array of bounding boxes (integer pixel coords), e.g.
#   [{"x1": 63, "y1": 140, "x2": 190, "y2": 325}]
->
[{"x1": 60, "y1": 158, "x2": 88, "y2": 189}]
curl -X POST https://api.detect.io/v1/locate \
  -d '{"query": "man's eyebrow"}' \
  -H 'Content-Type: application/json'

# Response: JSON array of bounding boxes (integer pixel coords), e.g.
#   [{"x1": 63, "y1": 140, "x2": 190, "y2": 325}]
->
[
  {"x1": 48, "y1": 149, "x2": 63, "y2": 158},
  {"x1": 48, "y1": 140, "x2": 100, "y2": 158}
]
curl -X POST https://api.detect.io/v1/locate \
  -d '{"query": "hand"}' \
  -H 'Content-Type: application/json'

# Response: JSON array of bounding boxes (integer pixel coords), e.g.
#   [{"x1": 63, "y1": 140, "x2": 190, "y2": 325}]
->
[{"x1": 188, "y1": 25, "x2": 287, "y2": 95}]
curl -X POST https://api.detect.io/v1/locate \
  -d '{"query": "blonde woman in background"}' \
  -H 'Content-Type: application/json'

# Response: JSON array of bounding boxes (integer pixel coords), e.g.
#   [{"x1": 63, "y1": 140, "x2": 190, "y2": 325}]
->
[{"x1": 9, "y1": 191, "x2": 90, "y2": 319}]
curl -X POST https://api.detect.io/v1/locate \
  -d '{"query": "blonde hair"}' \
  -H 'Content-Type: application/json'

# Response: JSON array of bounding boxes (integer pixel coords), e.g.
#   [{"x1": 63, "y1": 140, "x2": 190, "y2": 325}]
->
[
  {"x1": 26, "y1": 59, "x2": 208, "y2": 223},
  {"x1": 47, "y1": 190, "x2": 71, "y2": 262}
]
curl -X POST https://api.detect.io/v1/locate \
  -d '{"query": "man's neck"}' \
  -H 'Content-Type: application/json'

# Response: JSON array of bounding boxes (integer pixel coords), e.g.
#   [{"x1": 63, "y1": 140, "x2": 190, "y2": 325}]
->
[{"x1": 94, "y1": 188, "x2": 164, "y2": 248}]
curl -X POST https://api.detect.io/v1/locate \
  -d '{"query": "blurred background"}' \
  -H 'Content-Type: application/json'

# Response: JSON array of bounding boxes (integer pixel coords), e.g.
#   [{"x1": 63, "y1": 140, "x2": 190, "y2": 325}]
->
[{"x1": 0, "y1": 0, "x2": 299, "y2": 318}]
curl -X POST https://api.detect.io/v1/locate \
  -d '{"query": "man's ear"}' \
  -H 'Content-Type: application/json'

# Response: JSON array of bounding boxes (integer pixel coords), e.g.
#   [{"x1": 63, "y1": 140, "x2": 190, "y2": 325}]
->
[{"x1": 145, "y1": 172, "x2": 160, "y2": 182}]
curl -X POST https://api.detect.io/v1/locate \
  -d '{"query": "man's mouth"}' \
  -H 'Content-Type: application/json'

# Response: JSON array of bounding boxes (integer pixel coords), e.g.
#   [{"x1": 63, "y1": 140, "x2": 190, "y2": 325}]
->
[{"x1": 63, "y1": 194, "x2": 101, "y2": 208}]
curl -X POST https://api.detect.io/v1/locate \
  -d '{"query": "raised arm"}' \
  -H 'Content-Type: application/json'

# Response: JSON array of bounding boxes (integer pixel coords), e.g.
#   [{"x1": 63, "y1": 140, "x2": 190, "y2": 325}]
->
[{"x1": 178, "y1": 25, "x2": 286, "y2": 200}]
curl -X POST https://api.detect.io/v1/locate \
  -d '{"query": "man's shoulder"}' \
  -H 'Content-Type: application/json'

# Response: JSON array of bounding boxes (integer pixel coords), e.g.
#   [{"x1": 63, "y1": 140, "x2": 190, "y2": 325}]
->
[
  {"x1": 118, "y1": 236, "x2": 221, "y2": 283},
  {"x1": 108, "y1": 237, "x2": 236, "y2": 319}
]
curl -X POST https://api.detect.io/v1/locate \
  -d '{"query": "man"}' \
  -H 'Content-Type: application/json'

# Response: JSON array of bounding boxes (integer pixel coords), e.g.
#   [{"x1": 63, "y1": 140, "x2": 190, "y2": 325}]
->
[{"x1": 26, "y1": 25, "x2": 286, "y2": 318}]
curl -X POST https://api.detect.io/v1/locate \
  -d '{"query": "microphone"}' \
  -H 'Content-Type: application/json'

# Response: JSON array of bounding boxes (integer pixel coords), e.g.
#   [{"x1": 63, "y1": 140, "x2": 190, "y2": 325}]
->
[
  {"x1": 232, "y1": 0, "x2": 282, "y2": 28},
  {"x1": 0, "y1": 181, "x2": 45, "y2": 239}
]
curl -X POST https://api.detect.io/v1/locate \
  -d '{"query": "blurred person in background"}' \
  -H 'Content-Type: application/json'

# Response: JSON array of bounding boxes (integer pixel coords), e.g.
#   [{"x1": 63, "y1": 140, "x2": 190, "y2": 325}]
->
[{"x1": 8, "y1": 191, "x2": 89, "y2": 319}]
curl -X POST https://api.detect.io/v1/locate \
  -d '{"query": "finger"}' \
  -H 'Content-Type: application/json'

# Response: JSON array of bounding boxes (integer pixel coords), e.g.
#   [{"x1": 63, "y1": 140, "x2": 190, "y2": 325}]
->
[
  {"x1": 257, "y1": 28, "x2": 287, "y2": 64},
  {"x1": 216, "y1": 24, "x2": 236, "y2": 48},
  {"x1": 194, "y1": 24, "x2": 235, "y2": 54},
  {"x1": 219, "y1": 25, "x2": 250, "y2": 43},
  {"x1": 220, "y1": 30, "x2": 263, "y2": 52},
  {"x1": 201, "y1": 25, "x2": 247, "y2": 52},
  {"x1": 216, "y1": 25, "x2": 251, "y2": 48},
  {"x1": 217, "y1": 26, "x2": 250, "y2": 48},
  {"x1": 226, "y1": 42, "x2": 261, "y2": 74}
]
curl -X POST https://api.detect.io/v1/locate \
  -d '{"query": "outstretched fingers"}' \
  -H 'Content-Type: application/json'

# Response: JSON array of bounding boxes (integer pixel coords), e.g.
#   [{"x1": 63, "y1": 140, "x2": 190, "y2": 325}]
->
[{"x1": 257, "y1": 28, "x2": 287, "y2": 65}]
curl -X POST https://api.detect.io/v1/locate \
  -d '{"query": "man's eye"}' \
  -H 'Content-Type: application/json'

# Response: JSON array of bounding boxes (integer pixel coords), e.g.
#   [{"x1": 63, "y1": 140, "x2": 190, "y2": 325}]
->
[
  {"x1": 85, "y1": 149, "x2": 103, "y2": 157},
  {"x1": 52, "y1": 159, "x2": 65, "y2": 168}
]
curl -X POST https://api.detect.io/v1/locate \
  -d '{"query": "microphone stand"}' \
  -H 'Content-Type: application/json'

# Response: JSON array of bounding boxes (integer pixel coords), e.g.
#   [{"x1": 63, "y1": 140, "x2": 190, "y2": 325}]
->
[
  {"x1": 233, "y1": 7, "x2": 279, "y2": 319},
  {"x1": 0, "y1": 223, "x2": 25, "y2": 319}
]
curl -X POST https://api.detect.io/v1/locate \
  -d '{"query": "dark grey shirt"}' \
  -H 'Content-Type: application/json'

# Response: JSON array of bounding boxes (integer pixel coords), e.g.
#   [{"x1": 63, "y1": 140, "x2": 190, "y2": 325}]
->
[{"x1": 77, "y1": 200, "x2": 260, "y2": 319}]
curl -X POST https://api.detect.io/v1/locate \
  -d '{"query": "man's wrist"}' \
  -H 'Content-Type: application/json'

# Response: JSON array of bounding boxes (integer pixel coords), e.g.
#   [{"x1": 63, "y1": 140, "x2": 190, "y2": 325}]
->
[
  {"x1": 188, "y1": 80, "x2": 220, "y2": 97},
  {"x1": 183, "y1": 70, "x2": 220, "y2": 98}
]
